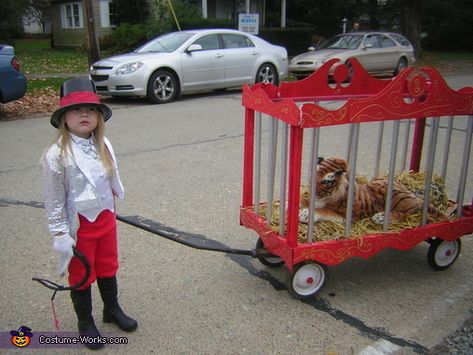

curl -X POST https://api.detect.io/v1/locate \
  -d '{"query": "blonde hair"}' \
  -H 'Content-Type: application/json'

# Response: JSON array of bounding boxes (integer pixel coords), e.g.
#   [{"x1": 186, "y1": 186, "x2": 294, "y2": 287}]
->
[{"x1": 47, "y1": 109, "x2": 114, "y2": 176}]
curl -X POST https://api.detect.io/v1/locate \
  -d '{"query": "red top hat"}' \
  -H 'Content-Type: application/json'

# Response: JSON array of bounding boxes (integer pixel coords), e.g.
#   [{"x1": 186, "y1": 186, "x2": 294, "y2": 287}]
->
[{"x1": 50, "y1": 77, "x2": 112, "y2": 128}]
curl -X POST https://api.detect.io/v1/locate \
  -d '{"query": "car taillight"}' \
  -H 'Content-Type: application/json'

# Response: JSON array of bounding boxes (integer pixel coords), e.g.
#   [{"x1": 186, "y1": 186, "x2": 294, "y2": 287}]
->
[{"x1": 11, "y1": 57, "x2": 21, "y2": 71}]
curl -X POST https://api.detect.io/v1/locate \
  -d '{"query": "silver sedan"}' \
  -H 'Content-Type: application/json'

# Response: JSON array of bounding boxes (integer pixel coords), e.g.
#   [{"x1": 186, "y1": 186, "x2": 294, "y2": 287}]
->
[
  {"x1": 289, "y1": 31, "x2": 416, "y2": 79},
  {"x1": 90, "y1": 29, "x2": 288, "y2": 104}
]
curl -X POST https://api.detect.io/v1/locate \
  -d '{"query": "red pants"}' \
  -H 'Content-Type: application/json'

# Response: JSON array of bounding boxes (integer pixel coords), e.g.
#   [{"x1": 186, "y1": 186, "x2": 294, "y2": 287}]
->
[{"x1": 68, "y1": 209, "x2": 119, "y2": 290}]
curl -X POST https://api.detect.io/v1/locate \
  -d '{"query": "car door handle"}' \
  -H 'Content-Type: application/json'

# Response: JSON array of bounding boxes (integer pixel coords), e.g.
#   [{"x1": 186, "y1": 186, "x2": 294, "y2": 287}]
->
[
  {"x1": 215, "y1": 53, "x2": 224, "y2": 58},
  {"x1": 252, "y1": 51, "x2": 258, "y2": 55}
]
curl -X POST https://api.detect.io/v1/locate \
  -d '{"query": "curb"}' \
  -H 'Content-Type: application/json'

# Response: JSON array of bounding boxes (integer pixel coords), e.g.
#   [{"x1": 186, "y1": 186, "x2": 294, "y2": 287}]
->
[{"x1": 26, "y1": 73, "x2": 89, "y2": 79}]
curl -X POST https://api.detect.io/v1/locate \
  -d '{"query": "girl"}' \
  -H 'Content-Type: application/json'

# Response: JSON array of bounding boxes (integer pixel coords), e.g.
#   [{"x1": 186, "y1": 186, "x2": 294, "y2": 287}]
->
[{"x1": 42, "y1": 78, "x2": 137, "y2": 350}]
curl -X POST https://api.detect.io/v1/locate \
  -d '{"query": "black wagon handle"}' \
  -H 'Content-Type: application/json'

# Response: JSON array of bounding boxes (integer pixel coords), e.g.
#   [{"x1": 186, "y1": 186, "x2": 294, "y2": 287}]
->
[{"x1": 32, "y1": 248, "x2": 91, "y2": 291}]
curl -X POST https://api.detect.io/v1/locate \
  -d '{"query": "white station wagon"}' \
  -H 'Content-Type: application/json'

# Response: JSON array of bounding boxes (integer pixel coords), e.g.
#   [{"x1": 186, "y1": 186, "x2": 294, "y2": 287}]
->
[{"x1": 289, "y1": 31, "x2": 416, "y2": 79}]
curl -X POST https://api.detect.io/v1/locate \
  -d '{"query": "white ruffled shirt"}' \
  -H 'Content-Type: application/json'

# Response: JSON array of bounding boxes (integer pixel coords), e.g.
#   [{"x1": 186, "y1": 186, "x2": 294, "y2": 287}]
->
[{"x1": 70, "y1": 133, "x2": 115, "y2": 221}]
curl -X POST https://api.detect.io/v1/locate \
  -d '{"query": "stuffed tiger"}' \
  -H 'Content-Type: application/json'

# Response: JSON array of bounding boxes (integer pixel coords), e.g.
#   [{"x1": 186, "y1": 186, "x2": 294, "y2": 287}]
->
[{"x1": 298, "y1": 157, "x2": 450, "y2": 224}]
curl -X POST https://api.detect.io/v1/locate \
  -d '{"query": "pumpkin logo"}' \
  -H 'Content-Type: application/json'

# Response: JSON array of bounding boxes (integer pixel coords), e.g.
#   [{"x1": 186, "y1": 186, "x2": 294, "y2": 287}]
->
[{"x1": 10, "y1": 326, "x2": 33, "y2": 348}]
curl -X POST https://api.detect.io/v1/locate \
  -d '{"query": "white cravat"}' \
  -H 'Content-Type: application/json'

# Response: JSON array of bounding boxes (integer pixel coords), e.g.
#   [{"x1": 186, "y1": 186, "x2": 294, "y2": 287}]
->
[{"x1": 70, "y1": 133, "x2": 115, "y2": 221}]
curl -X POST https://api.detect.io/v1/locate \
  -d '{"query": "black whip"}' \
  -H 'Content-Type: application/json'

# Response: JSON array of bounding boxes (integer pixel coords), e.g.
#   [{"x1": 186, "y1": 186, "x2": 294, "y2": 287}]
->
[
  {"x1": 32, "y1": 248, "x2": 91, "y2": 330},
  {"x1": 32, "y1": 248, "x2": 91, "y2": 292}
]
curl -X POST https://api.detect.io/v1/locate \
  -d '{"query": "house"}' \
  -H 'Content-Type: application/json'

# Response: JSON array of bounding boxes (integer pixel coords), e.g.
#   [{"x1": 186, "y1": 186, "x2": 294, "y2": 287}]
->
[
  {"x1": 51, "y1": 0, "x2": 114, "y2": 47},
  {"x1": 23, "y1": 6, "x2": 53, "y2": 35},
  {"x1": 23, "y1": 17, "x2": 52, "y2": 35},
  {"x1": 50, "y1": 0, "x2": 287, "y2": 47},
  {"x1": 193, "y1": 0, "x2": 287, "y2": 27}
]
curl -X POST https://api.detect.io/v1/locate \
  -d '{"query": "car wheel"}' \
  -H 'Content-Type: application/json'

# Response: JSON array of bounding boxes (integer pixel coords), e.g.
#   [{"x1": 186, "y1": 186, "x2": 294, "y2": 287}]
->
[
  {"x1": 394, "y1": 57, "x2": 408, "y2": 76},
  {"x1": 256, "y1": 63, "x2": 279, "y2": 85},
  {"x1": 147, "y1": 69, "x2": 179, "y2": 104}
]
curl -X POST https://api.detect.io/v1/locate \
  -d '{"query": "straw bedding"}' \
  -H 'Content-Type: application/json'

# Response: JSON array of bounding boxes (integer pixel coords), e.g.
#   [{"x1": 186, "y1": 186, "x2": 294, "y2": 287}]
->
[{"x1": 257, "y1": 172, "x2": 452, "y2": 243}]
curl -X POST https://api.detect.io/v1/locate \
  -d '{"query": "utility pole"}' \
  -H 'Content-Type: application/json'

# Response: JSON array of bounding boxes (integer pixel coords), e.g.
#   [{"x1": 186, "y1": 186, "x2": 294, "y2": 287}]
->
[
  {"x1": 281, "y1": 0, "x2": 286, "y2": 28},
  {"x1": 83, "y1": 0, "x2": 101, "y2": 67}
]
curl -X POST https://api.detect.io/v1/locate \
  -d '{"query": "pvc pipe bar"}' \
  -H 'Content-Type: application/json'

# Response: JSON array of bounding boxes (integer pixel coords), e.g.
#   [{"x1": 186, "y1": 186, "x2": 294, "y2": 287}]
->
[
  {"x1": 307, "y1": 128, "x2": 320, "y2": 243},
  {"x1": 374, "y1": 121, "x2": 384, "y2": 177},
  {"x1": 346, "y1": 124, "x2": 354, "y2": 161},
  {"x1": 279, "y1": 123, "x2": 289, "y2": 236},
  {"x1": 345, "y1": 124, "x2": 360, "y2": 236},
  {"x1": 456, "y1": 116, "x2": 473, "y2": 218},
  {"x1": 422, "y1": 117, "x2": 440, "y2": 226},
  {"x1": 440, "y1": 116, "x2": 454, "y2": 181},
  {"x1": 254, "y1": 112, "x2": 262, "y2": 214},
  {"x1": 400, "y1": 119, "x2": 411, "y2": 171},
  {"x1": 383, "y1": 121, "x2": 401, "y2": 231}
]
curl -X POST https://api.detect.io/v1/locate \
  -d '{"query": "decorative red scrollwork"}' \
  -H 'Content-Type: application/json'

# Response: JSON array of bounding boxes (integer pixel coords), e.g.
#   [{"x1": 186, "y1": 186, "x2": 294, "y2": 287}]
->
[
  {"x1": 242, "y1": 58, "x2": 473, "y2": 128},
  {"x1": 407, "y1": 73, "x2": 427, "y2": 98}
]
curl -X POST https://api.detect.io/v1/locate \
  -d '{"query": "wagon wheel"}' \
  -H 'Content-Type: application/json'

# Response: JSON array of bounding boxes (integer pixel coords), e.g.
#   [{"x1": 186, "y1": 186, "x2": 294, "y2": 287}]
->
[
  {"x1": 287, "y1": 262, "x2": 327, "y2": 299},
  {"x1": 427, "y1": 238, "x2": 461, "y2": 271},
  {"x1": 255, "y1": 238, "x2": 284, "y2": 268}
]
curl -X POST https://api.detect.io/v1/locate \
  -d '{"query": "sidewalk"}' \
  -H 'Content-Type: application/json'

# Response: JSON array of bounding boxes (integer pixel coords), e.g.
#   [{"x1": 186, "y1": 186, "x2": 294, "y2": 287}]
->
[{"x1": 26, "y1": 72, "x2": 88, "y2": 79}]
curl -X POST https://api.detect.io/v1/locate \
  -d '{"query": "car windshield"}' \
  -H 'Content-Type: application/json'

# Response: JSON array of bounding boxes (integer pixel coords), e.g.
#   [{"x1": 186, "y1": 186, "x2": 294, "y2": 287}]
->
[
  {"x1": 320, "y1": 35, "x2": 363, "y2": 50},
  {"x1": 135, "y1": 32, "x2": 195, "y2": 53}
]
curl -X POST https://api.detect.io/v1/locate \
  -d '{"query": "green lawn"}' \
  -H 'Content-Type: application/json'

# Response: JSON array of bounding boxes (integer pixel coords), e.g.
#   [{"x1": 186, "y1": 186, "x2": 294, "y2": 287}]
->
[
  {"x1": 13, "y1": 38, "x2": 88, "y2": 93},
  {"x1": 26, "y1": 77, "x2": 71, "y2": 93},
  {"x1": 419, "y1": 50, "x2": 473, "y2": 67},
  {"x1": 14, "y1": 38, "x2": 88, "y2": 75}
]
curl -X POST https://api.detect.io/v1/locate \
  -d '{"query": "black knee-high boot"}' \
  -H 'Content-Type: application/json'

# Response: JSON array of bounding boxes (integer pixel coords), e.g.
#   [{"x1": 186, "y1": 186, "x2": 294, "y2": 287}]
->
[
  {"x1": 70, "y1": 287, "x2": 104, "y2": 350},
  {"x1": 97, "y1": 276, "x2": 138, "y2": 332}
]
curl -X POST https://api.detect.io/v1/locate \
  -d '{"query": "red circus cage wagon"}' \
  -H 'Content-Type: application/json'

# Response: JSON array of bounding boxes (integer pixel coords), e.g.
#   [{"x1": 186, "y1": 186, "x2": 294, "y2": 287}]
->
[{"x1": 240, "y1": 58, "x2": 473, "y2": 299}]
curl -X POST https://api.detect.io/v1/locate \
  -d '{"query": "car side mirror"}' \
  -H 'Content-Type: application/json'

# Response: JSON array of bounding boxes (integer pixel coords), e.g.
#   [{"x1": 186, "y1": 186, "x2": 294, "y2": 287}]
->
[
  {"x1": 363, "y1": 43, "x2": 373, "y2": 49},
  {"x1": 308, "y1": 46, "x2": 316, "y2": 51},
  {"x1": 186, "y1": 44, "x2": 202, "y2": 53}
]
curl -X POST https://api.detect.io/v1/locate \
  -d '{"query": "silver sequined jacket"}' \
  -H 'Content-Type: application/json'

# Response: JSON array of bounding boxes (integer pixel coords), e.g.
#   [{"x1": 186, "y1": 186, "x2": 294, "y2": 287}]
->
[{"x1": 42, "y1": 137, "x2": 124, "y2": 241}]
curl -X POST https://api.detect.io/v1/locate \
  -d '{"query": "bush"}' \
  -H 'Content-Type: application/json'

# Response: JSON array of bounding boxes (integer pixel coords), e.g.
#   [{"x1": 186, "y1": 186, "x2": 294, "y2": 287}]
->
[
  {"x1": 102, "y1": 18, "x2": 236, "y2": 54},
  {"x1": 422, "y1": 0, "x2": 473, "y2": 51},
  {"x1": 176, "y1": 18, "x2": 235, "y2": 30},
  {"x1": 101, "y1": 23, "x2": 147, "y2": 53},
  {"x1": 0, "y1": 23, "x2": 24, "y2": 42},
  {"x1": 102, "y1": 21, "x2": 316, "y2": 57},
  {"x1": 259, "y1": 28, "x2": 316, "y2": 56}
]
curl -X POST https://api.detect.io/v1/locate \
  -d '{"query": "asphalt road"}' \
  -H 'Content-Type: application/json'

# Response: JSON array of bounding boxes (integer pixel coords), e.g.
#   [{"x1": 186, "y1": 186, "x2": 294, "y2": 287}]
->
[{"x1": 1, "y1": 72, "x2": 472, "y2": 354}]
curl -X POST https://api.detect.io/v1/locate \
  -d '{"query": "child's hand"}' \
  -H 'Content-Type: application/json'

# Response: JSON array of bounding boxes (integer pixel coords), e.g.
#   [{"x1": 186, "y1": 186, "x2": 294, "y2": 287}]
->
[{"x1": 53, "y1": 233, "x2": 76, "y2": 276}]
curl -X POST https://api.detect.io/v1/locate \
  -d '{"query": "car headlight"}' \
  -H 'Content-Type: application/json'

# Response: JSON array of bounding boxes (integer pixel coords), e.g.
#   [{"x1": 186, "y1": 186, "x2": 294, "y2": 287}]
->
[{"x1": 116, "y1": 62, "x2": 144, "y2": 75}]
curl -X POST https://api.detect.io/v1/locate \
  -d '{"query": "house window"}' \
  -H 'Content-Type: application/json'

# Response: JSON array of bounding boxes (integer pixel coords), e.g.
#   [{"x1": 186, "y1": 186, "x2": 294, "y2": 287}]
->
[
  {"x1": 61, "y1": 2, "x2": 83, "y2": 29},
  {"x1": 100, "y1": 0, "x2": 116, "y2": 28}
]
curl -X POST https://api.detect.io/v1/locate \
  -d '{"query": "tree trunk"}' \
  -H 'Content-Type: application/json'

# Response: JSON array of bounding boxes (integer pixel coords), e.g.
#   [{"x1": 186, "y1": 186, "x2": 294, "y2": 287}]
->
[
  {"x1": 400, "y1": 0, "x2": 423, "y2": 58},
  {"x1": 83, "y1": 0, "x2": 101, "y2": 67},
  {"x1": 368, "y1": 0, "x2": 380, "y2": 30}
]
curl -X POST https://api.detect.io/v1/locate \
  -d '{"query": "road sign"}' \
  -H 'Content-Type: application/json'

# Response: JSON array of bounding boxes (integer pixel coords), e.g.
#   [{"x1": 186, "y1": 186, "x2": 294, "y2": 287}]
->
[{"x1": 238, "y1": 13, "x2": 259, "y2": 35}]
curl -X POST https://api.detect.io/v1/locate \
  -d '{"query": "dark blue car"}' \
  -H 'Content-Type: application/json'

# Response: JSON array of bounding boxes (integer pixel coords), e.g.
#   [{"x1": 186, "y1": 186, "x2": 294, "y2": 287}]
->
[{"x1": 0, "y1": 45, "x2": 27, "y2": 104}]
